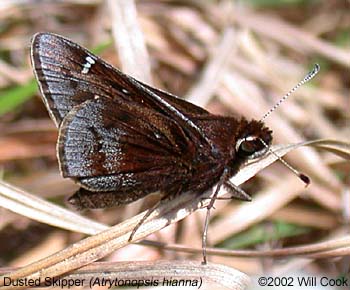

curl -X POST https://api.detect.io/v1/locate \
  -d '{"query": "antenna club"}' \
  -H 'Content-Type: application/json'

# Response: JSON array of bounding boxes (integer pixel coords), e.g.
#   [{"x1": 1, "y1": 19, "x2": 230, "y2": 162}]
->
[
  {"x1": 304, "y1": 64, "x2": 320, "y2": 81},
  {"x1": 312, "y1": 63, "x2": 320, "y2": 74},
  {"x1": 299, "y1": 173, "x2": 311, "y2": 187}
]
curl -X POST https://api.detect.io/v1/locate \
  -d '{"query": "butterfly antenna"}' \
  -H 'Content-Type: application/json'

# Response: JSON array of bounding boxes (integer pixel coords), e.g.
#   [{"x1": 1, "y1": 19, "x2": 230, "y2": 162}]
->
[
  {"x1": 259, "y1": 64, "x2": 320, "y2": 186},
  {"x1": 261, "y1": 64, "x2": 320, "y2": 122}
]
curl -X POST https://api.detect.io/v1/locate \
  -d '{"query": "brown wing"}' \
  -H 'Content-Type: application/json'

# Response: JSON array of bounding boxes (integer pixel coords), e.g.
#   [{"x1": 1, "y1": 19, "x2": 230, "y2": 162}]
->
[
  {"x1": 58, "y1": 97, "x2": 195, "y2": 191},
  {"x1": 31, "y1": 32, "x2": 210, "y2": 128},
  {"x1": 134, "y1": 80, "x2": 210, "y2": 116}
]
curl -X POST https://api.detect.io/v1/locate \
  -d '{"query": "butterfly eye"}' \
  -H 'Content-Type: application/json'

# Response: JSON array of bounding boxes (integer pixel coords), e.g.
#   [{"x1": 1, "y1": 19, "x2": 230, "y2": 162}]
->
[
  {"x1": 236, "y1": 136, "x2": 266, "y2": 158},
  {"x1": 240, "y1": 140, "x2": 256, "y2": 154}
]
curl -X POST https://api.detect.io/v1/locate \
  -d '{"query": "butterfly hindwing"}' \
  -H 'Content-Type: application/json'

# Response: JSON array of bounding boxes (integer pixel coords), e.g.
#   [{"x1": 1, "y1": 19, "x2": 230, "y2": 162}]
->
[{"x1": 58, "y1": 97, "x2": 194, "y2": 191}]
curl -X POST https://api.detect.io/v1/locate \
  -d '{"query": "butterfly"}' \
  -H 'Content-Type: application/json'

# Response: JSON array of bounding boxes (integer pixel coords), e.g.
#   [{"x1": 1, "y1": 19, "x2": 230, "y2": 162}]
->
[
  {"x1": 31, "y1": 32, "x2": 317, "y2": 263},
  {"x1": 31, "y1": 32, "x2": 272, "y2": 209}
]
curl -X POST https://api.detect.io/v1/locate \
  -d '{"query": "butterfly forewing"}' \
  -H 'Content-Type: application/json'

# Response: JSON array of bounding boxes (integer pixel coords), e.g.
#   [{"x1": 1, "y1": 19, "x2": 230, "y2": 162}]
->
[
  {"x1": 31, "y1": 34, "x2": 100, "y2": 126},
  {"x1": 31, "y1": 33, "x2": 210, "y2": 128}
]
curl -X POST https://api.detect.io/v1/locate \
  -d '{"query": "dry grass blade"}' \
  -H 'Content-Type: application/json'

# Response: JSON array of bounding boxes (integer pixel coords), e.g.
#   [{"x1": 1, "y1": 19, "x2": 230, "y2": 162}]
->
[
  {"x1": 0, "y1": 181, "x2": 107, "y2": 235},
  {"x1": 108, "y1": 0, "x2": 152, "y2": 84},
  {"x1": 301, "y1": 139, "x2": 350, "y2": 160},
  {"x1": 186, "y1": 27, "x2": 238, "y2": 106},
  {"x1": 143, "y1": 235, "x2": 350, "y2": 259},
  {"x1": 230, "y1": 9, "x2": 349, "y2": 67}
]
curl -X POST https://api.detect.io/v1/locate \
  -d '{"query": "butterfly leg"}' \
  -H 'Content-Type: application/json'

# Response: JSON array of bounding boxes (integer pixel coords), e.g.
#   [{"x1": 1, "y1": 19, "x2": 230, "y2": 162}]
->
[
  {"x1": 223, "y1": 180, "x2": 252, "y2": 201},
  {"x1": 200, "y1": 180, "x2": 252, "y2": 264},
  {"x1": 202, "y1": 167, "x2": 230, "y2": 265},
  {"x1": 128, "y1": 185, "x2": 183, "y2": 242},
  {"x1": 199, "y1": 180, "x2": 252, "y2": 203}
]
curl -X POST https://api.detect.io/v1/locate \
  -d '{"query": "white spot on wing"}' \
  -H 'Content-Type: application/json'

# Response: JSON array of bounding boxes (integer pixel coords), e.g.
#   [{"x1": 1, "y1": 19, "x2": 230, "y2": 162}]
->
[
  {"x1": 86, "y1": 56, "x2": 95, "y2": 64},
  {"x1": 82, "y1": 55, "x2": 96, "y2": 74}
]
